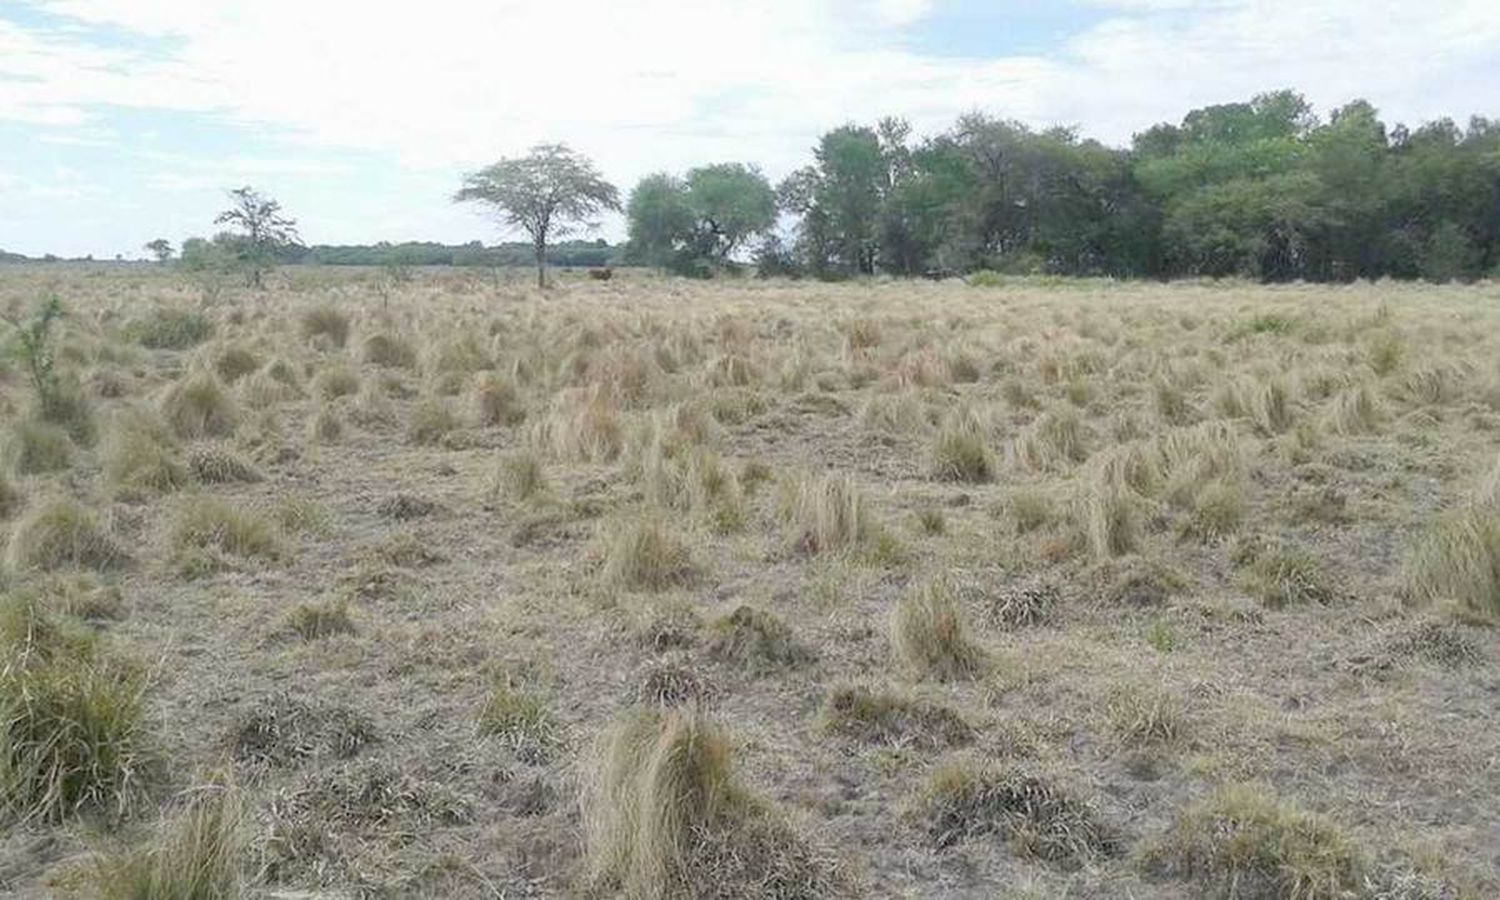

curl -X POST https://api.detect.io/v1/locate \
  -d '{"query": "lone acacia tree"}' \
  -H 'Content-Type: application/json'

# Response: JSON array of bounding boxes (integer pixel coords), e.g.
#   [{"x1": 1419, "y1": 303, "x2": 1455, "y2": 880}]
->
[
  {"x1": 454, "y1": 144, "x2": 620, "y2": 289},
  {"x1": 214, "y1": 186, "x2": 300, "y2": 288},
  {"x1": 143, "y1": 238, "x2": 174, "y2": 262}
]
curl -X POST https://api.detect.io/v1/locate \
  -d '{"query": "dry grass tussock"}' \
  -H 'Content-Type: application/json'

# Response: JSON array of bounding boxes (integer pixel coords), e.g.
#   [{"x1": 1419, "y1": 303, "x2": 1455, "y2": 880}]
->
[{"x1": 583, "y1": 708, "x2": 845, "y2": 899}]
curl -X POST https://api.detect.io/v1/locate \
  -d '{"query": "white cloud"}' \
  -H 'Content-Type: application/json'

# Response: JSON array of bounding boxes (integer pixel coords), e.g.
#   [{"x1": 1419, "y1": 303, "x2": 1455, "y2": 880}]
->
[{"x1": 1, "y1": 0, "x2": 1497, "y2": 254}]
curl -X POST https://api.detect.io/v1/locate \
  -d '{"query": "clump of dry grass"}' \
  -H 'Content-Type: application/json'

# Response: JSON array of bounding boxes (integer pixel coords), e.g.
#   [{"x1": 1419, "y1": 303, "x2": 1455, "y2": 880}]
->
[
  {"x1": 583, "y1": 708, "x2": 842, "y2": 899},
  {"x1": 493, "y1": 449, "x2": 547, "y2": 502},
  {"x1": 1182, "y1": 479, "x2": 1245, "y2": 541},
  {"x1": 169, "y1": 495, "x2": 281, "y2": 576},
  {"x1": 477, "y1": 677, "x2": 558, "y2": 763},
  {"x1": 1238, "y1": 541, "x2": 1335, "y2": 608},
  {"x1": 984, "y1": 579, "x2": 1059, "y2": 629},
  {"x1": 312, "y1": 364, "x2": 361, "y2": 400},
  {"x1": 6, "y1": 497, "x2": 127, "y2": 572},
  {"x1": 1076, "y1": 475, "x2": 1141, "y2": 561},
  {"x1": 637, "y1": 660, "x2": 716, "y2": 708},
  {"x1": 891, "y1": 577, "x2": 985, "y2": 681},
  {"x1": 405, "y1": 397, "x2": 460, "y2": 446},
  {"x1": 1105, "y1": 683, "x2": 1186, "y2": 747},
  {"x1": 360, "y1": 331, "x2": 417, "y2": 368},
  {"x1": 601, "y1": 516, "x2": 696, "y2": 590},
  {"x1": 287, "y1": 597, "x2": 354, "y2": 640},
  {"x1": 230, "y1": 694, "x2": 376, "y2": 769},
  {"x1": 123, "y1": 308, "x2": 213, "y2": 350},
  {"x1": 213, "y1": 343, "x2": 260, "y2": 383},
  {"x1": 1326, "y1": 382, "x2": 1383, "y2": 435},
  {"x1": 102, "y1": 409, "x2": 189, "y2": 495},
  {"x1": 708, "y1": 605, "x2": 811, "y2": 672},
  {"x1": 161, "y1": 369, "x2": 238, "y2": 439},
  {"x1": 777, "y1": 472, "x2": 890, "y2": 558},
  {"x1": 821, "y1": 684, "x2": 973, "y2": 749},
  {"x1": 1012, "y1": 408, "x2": 1090, "y2": 471},
  {"x1": 300, "y1": 305, "x2": 350, "y2": 348},
  {"x1": 913, "y1": 759, "x2": 1116, "y2": 865},
  {"x1": 84, "y1": 781, "x2": 242, "y2": 899},
  {"x1": 187, "y1": 443, "x2": 262, "y2": 484},
  {"x1": 1402, "y1": 505, "x2": 1500, "y2": 617},
  {"x1": 3, "y1": 419, "x2": 73, "y2": 475},
  {"x1": 929, "y1": 407, "x2": 995, "y2": 483},
  {"x1": 305, "y1": 405, "x2": 343, "y2": 444},
  {"x1": 0, "y1": 596, "x2": 150, "y2": 825},
  {"x1": 1142, "y1": 784, "x2": 1362, "y2": 899},
  {"x1": 471, "y1": 372, "x2": 525, "y2": 426},
  {"x1": 534, "y1": 386, "x2": 624, "y2": 462},
  {"x1": 0, "y1": 473, "x2": 21, "y2": 519}
]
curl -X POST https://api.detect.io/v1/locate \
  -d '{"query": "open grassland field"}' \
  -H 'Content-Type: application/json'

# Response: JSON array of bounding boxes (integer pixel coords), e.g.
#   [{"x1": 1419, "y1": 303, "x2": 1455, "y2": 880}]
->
[{"x1": 2, "y1": 266, "x2": 1500, "y2": 899}]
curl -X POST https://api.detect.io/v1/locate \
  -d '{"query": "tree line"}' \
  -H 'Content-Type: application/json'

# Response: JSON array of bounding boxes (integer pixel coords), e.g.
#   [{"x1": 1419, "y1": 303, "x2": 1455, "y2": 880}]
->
[{"x1": 627, "y1": 90, "x2": 1499, "y2": 283}]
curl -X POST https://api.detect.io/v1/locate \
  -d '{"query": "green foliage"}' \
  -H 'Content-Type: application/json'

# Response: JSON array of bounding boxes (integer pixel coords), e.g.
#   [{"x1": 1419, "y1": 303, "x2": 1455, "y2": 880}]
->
[{"x1": 625, "y1": 163, "x2": 776, "y2": 274}]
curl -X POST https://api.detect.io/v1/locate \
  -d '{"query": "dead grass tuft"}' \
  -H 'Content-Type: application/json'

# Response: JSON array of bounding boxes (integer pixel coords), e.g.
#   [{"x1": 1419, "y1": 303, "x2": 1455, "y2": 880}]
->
[
  {"x1": 161, "y1": 369, "x2": 238, "y2": 439},
  {"x1": 601, "y1": 516, "x2": 697, "y2": 590},
  {"x1": 187, "y1": 443, "x2": 263, "y2": 484},
  {"x1": 230, "y1": 694, "x2": 376, "y2": 769},
  {"x1": 1142, "y1": 783, "x2": 1362, "y2": 899},
  {"x1": 84, "y1": 781, "x2": 242, "y2": 899},
  {"x1": 821, "y1": 684, "x2": 974, "y2": 749},
  {"x1": 1402, "y1": 506, "x2": 1500, "y2": 617},
  {"x1": 891, "y1": 577, "x2": 985, "y2": 681},
  {"x1": 300, "y1": 305, "x2": 350, "y2": 348},
  {"x1": 583, "y1": 708, "x2": 843, "y2": 899},
  {"x1": 913, "y1": 759, "x2": 1117, "y2": 866},
  {"x1": 6, "y1": 496, "x2": 127, "y2": 573},
  {"x1": 3, "y1": 419, "x2": 73, "y2": 475},
  {"x1": 169, "y1": 495, "x2": 281, "y2": 576},
  {"x1": 287, "y1": 597, "x2": 355, "y2": 641},
  {"x1": 708, "y1": 605, "x2": 812, "y2": 672}
]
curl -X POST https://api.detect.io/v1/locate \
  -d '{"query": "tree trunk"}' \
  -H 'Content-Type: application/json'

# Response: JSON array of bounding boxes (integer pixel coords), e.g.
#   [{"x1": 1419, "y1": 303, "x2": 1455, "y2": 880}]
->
[{"x1": 534, "y1": 239, "x2": 547, "y2": 290}]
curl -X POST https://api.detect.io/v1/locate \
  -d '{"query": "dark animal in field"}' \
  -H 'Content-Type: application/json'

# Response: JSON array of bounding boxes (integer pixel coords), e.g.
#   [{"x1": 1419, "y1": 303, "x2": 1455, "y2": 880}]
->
[{"x1": 588, "y1": 267, "x2": 613, "y2": 281}]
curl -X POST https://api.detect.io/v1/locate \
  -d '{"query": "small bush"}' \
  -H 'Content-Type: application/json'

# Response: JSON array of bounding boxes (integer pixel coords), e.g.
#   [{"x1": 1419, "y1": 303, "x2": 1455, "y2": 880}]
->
[
  {"x1": 124, "y1": 308, "x2": 213, "y2": 350},
  {"x1": 601, "y1": 516, "x2": 695, "y2": 590},
  {"x1": 3, "y1": 418, "x2": 73, "y2": 475},
  {"x1": 914, "y1": 760, "x2": 1116, "y2": 865},
  {"x1": 891, "y1": 577, "x2": 984, "y2": 681},
  {"x1": 299, "y1": 305, "x2": 349, "y2": 347},
  {"x1": 1143, "y1": 784, "x2": 1362, "y2": 899},
  {"x1": 6, "y1": 497, "x2": 126, "y2": 572},
  {"x1": 161, "y1": 370, "x2": 238, "y2": 440},
  {"x1": 708, "y1": 605, "x2": 811, "y2": 672},
  {"x1": 821, "y1": 684, "x2": 973, "y2": 749},
  {"x1": 1402, "y1": 506, "x2": 1500, "y2": 617}
]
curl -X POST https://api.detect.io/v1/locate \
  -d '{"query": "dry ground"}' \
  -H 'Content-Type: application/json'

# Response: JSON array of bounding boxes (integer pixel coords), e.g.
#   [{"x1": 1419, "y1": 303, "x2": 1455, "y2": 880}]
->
[{"x1": 2, "y1": 265, "x2": 1499, "y2": 898}]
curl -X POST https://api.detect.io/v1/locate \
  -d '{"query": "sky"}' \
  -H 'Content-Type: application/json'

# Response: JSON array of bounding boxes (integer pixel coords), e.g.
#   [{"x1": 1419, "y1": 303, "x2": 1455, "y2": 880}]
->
[{"x1": 1, "y1": 0, "x2": 1497, "y2": 258}]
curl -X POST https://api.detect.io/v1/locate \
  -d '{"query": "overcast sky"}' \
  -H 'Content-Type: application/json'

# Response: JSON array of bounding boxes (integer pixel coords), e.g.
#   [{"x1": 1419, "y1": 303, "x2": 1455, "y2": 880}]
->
[{"x1": 2, "y1": 0, "x2": 1497, "y2": 258}]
